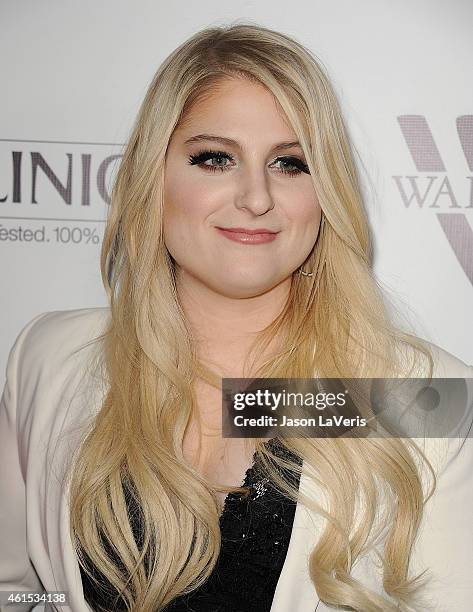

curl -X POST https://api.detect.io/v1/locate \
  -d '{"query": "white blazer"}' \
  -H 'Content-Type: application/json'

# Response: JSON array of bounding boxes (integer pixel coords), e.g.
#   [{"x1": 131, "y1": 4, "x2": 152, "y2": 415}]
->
[{"x1": 0, "y1": 307, "x2": 472, "y2": 612}]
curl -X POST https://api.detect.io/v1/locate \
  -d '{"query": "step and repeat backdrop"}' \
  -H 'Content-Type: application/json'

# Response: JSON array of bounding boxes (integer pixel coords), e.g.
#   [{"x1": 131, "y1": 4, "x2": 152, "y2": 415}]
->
[{"x1": 1, "y1": 0, "x2": 472, "y2": 382}]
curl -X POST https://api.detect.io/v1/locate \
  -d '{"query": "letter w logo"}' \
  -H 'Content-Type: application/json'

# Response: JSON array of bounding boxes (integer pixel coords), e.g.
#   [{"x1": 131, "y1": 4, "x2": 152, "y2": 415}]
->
[{"x1": 397, "y1": 115, "x2": 473, "y2": 286}]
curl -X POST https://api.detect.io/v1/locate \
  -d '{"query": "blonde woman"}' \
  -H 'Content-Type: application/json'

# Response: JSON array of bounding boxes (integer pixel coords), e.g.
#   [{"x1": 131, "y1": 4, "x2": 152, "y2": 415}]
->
[{"x1": 1, "y1": 23, "x2": 472, "y2": 612}]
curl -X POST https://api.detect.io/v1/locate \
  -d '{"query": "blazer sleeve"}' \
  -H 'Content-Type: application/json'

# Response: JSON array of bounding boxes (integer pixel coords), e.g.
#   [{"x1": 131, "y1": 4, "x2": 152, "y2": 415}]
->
[
  {"x1": 417, "y1": 358, "x2": 473, "y2": 611},
  {"x1": 439, "y1": 362, "x2": 473, "y2": 610},
  {"x1": 0, "y1": 312, "x2": 49, "y2": 612}
]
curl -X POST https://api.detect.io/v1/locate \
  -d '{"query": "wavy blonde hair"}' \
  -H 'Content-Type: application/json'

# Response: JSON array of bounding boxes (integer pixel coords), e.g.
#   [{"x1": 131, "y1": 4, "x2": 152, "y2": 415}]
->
[{"x1": 69, "y1": 21, "x2": 436, "y2": 611}]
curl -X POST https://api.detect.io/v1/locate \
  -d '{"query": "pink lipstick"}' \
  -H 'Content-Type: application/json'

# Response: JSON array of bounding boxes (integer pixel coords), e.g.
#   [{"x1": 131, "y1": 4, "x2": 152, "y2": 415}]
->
[{"x1": 215, "y1": 226, "x2": 279, "y2": 244}]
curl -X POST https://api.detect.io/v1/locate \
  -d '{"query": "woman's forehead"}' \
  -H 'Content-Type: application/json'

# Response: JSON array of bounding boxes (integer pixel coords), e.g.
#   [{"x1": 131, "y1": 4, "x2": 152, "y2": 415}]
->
[{"x1": 174, "y1": 80, "x2": 297, "y2": 145}]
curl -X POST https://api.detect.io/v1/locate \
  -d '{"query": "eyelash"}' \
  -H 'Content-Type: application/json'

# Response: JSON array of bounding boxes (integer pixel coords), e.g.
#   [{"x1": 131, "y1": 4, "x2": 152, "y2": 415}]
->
[{"x1": 187, "y1": 149, "x2": 310, "y2": 177}]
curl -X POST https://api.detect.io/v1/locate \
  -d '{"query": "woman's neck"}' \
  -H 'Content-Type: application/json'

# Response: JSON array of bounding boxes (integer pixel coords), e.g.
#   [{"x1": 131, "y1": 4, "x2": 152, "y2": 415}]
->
[{"x1": 176, "y1": 268, "x2": 291, "y2": 375}]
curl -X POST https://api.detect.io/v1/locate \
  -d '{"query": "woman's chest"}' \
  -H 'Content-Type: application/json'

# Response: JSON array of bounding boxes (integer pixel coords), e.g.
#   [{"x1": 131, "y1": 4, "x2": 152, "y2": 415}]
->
[{"x1": 182, "y1": 380, "x2": 256, "y2": 507}]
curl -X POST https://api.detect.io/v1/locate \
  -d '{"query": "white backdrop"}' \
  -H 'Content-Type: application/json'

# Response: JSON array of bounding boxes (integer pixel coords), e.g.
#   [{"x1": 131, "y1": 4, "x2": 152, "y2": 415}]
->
[{"x1": 1, "y1": 0, "x2": 472, "y2": 384}]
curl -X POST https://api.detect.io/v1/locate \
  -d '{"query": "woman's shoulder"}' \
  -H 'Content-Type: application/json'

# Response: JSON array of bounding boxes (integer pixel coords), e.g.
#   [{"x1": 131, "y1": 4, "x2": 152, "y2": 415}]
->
[
  {"x1": 426, "y1": 339, "x2": 473, "y2": 379},
  {"x1": 4, "y1": 307, "x2": 111, "y2": 425},
  {"x1": 10, "y1": 306, "x2": 111, "y2": 370},
  {"x1": 407, "y1": 339, "x2": 473, "y2": 480},
  {"x1": 20, "y1": 306, "x2": 110, "y2": 346}
]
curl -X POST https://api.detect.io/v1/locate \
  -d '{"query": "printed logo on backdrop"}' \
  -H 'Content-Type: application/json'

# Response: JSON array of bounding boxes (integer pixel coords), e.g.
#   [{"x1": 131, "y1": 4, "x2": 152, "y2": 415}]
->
[
  {"x1": 0, "y1": 138, "x2": 123, "y2": 248},
  {"x1": 393, "y1": 115, "x2": 473, "y2": 286}
]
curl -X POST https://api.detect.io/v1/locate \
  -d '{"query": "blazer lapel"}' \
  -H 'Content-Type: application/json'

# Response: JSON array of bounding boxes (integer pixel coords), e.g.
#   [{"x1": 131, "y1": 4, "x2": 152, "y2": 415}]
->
[{"x1": 270, "y1": 465, "x2": 322, "y2": 611}]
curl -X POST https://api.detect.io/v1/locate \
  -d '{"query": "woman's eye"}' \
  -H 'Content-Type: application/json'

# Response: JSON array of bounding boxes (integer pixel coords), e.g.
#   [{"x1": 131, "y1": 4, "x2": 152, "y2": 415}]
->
[
  {"x1": 272, "y1": 157, "x2": 310, "y2": 177},
  {"x1": 187, "y1": 150, "x2": 310, "y2": 176},
  {"x1": 188, "y1": 150, "x2": 234, "y2": 172}
]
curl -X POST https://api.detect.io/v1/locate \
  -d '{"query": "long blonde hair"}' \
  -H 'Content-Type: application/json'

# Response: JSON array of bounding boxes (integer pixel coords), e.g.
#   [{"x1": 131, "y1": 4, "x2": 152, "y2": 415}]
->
[{"x1": 69, "y1": 22, "x2": 436, "y2": 611}]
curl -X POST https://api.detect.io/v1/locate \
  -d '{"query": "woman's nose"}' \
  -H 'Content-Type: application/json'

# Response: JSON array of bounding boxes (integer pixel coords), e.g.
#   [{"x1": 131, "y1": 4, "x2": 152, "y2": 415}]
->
[{"x1": 233, "y1": 168, "x2": 275, "y2": 215}]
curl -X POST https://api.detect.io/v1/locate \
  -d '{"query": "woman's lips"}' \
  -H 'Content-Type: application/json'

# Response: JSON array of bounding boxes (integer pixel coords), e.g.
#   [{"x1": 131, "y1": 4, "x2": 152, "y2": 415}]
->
[{"x1": 215, "y1": 227, "x2": 279, "y2": 244}]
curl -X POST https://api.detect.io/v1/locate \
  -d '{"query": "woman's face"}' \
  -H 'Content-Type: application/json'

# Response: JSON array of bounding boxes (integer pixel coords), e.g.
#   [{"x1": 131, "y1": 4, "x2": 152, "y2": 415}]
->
[{"x1": 163, "y1": 77, "x2": 322, "y2": 299}]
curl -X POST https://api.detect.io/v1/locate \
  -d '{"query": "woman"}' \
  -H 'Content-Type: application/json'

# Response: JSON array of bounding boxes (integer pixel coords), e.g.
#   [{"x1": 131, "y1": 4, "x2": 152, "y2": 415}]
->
[{"x1": 1, "y1": 23, "x2": 472, "y2": 612}]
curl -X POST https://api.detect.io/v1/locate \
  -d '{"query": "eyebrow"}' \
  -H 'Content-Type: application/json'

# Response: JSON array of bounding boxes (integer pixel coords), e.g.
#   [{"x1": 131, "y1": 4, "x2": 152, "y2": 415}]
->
[{"x1": 183, "y1": 133, "x2": 302, "y2": 153}]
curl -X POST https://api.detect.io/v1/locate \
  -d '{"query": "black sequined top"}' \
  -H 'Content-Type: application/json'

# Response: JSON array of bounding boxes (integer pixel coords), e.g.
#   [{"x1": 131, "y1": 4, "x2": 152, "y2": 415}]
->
[{"x1": 79, "y1": 439, "x2": 302, "y2": 612}]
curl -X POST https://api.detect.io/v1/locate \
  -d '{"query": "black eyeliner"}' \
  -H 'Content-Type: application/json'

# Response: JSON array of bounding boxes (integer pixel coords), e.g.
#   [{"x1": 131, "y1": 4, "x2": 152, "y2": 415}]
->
[
  {"x1": 188, "y1": 150, "x2": 234, "y2": 165},
  {"x1": 187, "y1": 148, "x2": 310, "y2": 175},
  {"x1": 275, "y1": 156, "x2": 310, "y2": 174}
]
